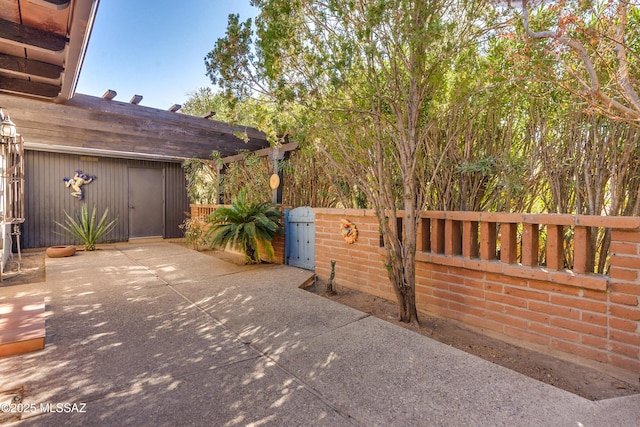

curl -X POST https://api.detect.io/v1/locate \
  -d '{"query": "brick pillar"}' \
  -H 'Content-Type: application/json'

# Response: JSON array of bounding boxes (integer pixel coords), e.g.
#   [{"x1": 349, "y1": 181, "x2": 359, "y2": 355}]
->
[
  {"x1": 608, "y1": 229, "x2": 640, "y2": 372},
  {"x1": 521, "y1": 223, "x2": 539, "y2": 267},
  {"x1": 462, "y1": 221, "x2": 478, "y2": 258},
  {"x1": 573, "y1": 226, "x2": 593, "y2": 274},
  {"x1": 445, "y1": 219, "x2": 461, "y2": 255},
  {"x1": 271, "y1": 211, "x2": 286, "y2": 264},
  {"x1": 546, "y1": 225, "x2": 564, "y2": 270},
  {"x1": 480, "y1": 222, "x2": 496, "y2": 260}
]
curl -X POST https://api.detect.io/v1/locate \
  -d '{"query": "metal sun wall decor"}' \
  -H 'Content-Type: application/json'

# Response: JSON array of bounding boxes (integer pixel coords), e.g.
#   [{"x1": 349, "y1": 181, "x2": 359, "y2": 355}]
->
[{"x1": 63, "y1": 170, "x2": 96, "y2": 200}]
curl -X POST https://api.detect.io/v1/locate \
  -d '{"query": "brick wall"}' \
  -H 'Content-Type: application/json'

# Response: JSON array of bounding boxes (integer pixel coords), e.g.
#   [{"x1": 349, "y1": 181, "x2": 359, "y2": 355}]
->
[
  {"x1": 608, "y1": 230, "x2": 640, "y2": 371},
  {"x1": 315, "y1": 209, "x2": 393, "y2": 301},
  {"x1": 271, "y1": 227, "x2": 285, "y2": 264},
  {"x1": 314, "y1": 208, "x2": 640, "y2": 374}
]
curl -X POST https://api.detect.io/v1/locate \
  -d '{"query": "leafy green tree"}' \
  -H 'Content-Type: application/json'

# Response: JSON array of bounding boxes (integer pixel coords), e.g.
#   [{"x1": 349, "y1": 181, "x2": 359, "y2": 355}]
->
[
  {"x1": 206, "y1": 0, "x2": 493, "y2": 323},
  {"x1": 183, "y1": 157, "x2": 219, "y2": 204},
  {"x1": 181, "y1": 87, "x2": 234, "y2": 120},
  {"x1": 221, "y1": 151, "x2": 272, "y2": 203},
  {"x1": 517, "y1": 0, "x2": 640, "y2": 126},
  {"x1": 181, "y1": 89, "x2": 356, "y2": 208}
]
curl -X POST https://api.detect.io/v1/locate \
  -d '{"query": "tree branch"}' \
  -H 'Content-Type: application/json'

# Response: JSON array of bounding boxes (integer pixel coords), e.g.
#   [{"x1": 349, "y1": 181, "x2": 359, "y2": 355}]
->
[{"x1": 521, "y1": 0, "x2": 640, "y2": 122}]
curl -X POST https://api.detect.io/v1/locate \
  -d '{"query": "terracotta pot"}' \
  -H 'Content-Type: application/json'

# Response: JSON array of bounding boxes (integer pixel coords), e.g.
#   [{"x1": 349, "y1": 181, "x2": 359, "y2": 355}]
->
[{"x1": 46, "y1": 246, "x2": 76, "y2": 258}]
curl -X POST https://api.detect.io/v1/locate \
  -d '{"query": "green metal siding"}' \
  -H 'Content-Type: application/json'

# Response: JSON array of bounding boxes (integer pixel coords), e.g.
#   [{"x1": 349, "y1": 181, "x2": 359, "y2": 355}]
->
[
  {"x1": 23, "y1": 151, "x2": 188, "y2": 248},
  {"x1": 164, "y1": 164, "x2": 190, "y2": 239}
]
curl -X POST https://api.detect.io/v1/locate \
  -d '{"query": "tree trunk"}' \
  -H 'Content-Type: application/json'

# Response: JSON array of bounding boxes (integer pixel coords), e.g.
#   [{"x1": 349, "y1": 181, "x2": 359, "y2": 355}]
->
[
  {"x1": 400, "y1": 204, "x2": 419, "y2": 324},
  {"x1": 394, "y1": 270, "x2": 419, "y2": 324},
  {"x1": 380, "y1": 205, "x2": 420, "y2": 325},
  {"x1": 245, "y1": 244, "x2": 256, "y2": 264}
]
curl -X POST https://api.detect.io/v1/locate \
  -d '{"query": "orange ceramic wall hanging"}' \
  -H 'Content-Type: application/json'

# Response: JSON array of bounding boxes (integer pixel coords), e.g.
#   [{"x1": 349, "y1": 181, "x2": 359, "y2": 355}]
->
[{"x1": 340, "y1": 218, "x2": 358, "y2": 244}]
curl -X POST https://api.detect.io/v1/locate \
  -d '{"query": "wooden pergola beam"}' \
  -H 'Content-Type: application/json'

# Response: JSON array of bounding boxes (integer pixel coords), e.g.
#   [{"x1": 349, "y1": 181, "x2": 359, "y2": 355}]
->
[
  {"x1": 0, "y1": 18, "x2": 67, "y2": 53},
  {"x1": 66, "y1": 94, "x2": 268, "y2": 141},
  {"x1": 0, "y1": 76, "x2": 60, "y2": 98},
  {"x1": 1, "y1": 93, "x2": 271, "y2": 160},
  {"x1": 9, "y1": 107, "x2": 267, "y2": 151},
  {"x1": 0, "y1": 53, "x2": 63, "y2": 79},
  {"x1": 221, "y1": 141, "x2": 298, "y2": 164},
  {"x1": 19, "y1": 123, "x2": 267, "y2": 157},
  {"x1": 28, "y1": 0, "x2": 71, "y2": 10},
  {"x1": 102, "y1": 90, "x2": 117, "y2": 100}
]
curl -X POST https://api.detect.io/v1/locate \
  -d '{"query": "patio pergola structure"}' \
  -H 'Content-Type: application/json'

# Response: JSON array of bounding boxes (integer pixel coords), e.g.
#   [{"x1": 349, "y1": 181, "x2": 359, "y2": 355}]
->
[
  {"x1": 0, "y1": 0, "x2": 272, "y2": 256},
  {"x1": 0, "y1": 0, "x2": 281, "y2": 360},
  {"x1": 217, "y1": 141, "x2": 299, "y2": 204}
]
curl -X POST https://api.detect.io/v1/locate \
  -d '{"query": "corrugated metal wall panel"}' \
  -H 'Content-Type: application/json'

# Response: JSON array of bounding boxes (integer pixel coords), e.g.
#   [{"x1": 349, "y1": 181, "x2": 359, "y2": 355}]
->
[
  {"x1": 23, "y1": 151, "x2": 188, "y2": 248},
  {"x1": 164, "y1": 164, "x2": 189, "y2": 238}
]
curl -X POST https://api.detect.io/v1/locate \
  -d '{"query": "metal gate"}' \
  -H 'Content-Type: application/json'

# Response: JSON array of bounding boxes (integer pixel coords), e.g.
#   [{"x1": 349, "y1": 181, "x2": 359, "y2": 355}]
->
[{"x1": 285, "y1": 207, "x2": 315, "y2": 270}]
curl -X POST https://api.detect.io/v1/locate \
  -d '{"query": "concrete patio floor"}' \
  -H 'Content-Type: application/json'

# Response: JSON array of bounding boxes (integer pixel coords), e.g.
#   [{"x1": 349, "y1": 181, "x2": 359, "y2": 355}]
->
[{"x1": 0, "y1": 241, "x2": 639, "y2": 426}]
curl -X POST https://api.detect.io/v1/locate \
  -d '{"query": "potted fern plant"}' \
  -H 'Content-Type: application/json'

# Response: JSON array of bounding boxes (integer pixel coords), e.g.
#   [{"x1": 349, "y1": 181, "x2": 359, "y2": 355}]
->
[
  {"x1": 55, "y1": 204, "x2": 118, "y2": 251},
  {"x1": 206, "y1": 188, "x2": 282, "y2": 264}
]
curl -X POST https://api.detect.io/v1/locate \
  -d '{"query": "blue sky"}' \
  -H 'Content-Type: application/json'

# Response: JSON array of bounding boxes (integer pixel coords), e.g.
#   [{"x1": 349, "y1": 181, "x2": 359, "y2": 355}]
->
[{"x1": 75, "y1": 0, "x2": 258, "y2": 110}]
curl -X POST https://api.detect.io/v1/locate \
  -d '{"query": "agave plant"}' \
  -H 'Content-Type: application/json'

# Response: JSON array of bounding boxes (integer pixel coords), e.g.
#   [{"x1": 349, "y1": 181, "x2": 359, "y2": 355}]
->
[
  {"x1": 56, "y1": 204, "x2": 118, "y2": 251},
  {"x1": 206, "y1": 188, "x2": 282, "y2": 264}
]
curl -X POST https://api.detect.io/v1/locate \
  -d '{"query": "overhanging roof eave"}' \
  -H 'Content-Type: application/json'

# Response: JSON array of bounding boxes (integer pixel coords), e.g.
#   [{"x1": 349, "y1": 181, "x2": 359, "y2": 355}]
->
[{"x1": 24, "y1": 141, "x2": 189, "y2": 163}]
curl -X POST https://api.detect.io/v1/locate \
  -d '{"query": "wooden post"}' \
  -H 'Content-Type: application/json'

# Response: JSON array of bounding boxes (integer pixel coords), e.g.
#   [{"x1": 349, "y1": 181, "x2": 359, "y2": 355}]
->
[
  {"x1": 269, "y1": 148, "x2": 284, "y2": 204},
  {"x1": 216, "y1": 162, "x2": 224, "y2": 204}
]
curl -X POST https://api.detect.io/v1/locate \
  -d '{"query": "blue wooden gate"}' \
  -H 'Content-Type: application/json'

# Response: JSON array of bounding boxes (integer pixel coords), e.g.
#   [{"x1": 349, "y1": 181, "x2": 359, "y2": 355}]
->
[{"x1": 284, "y1": 207, "x2": 315, "y2": 270}]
